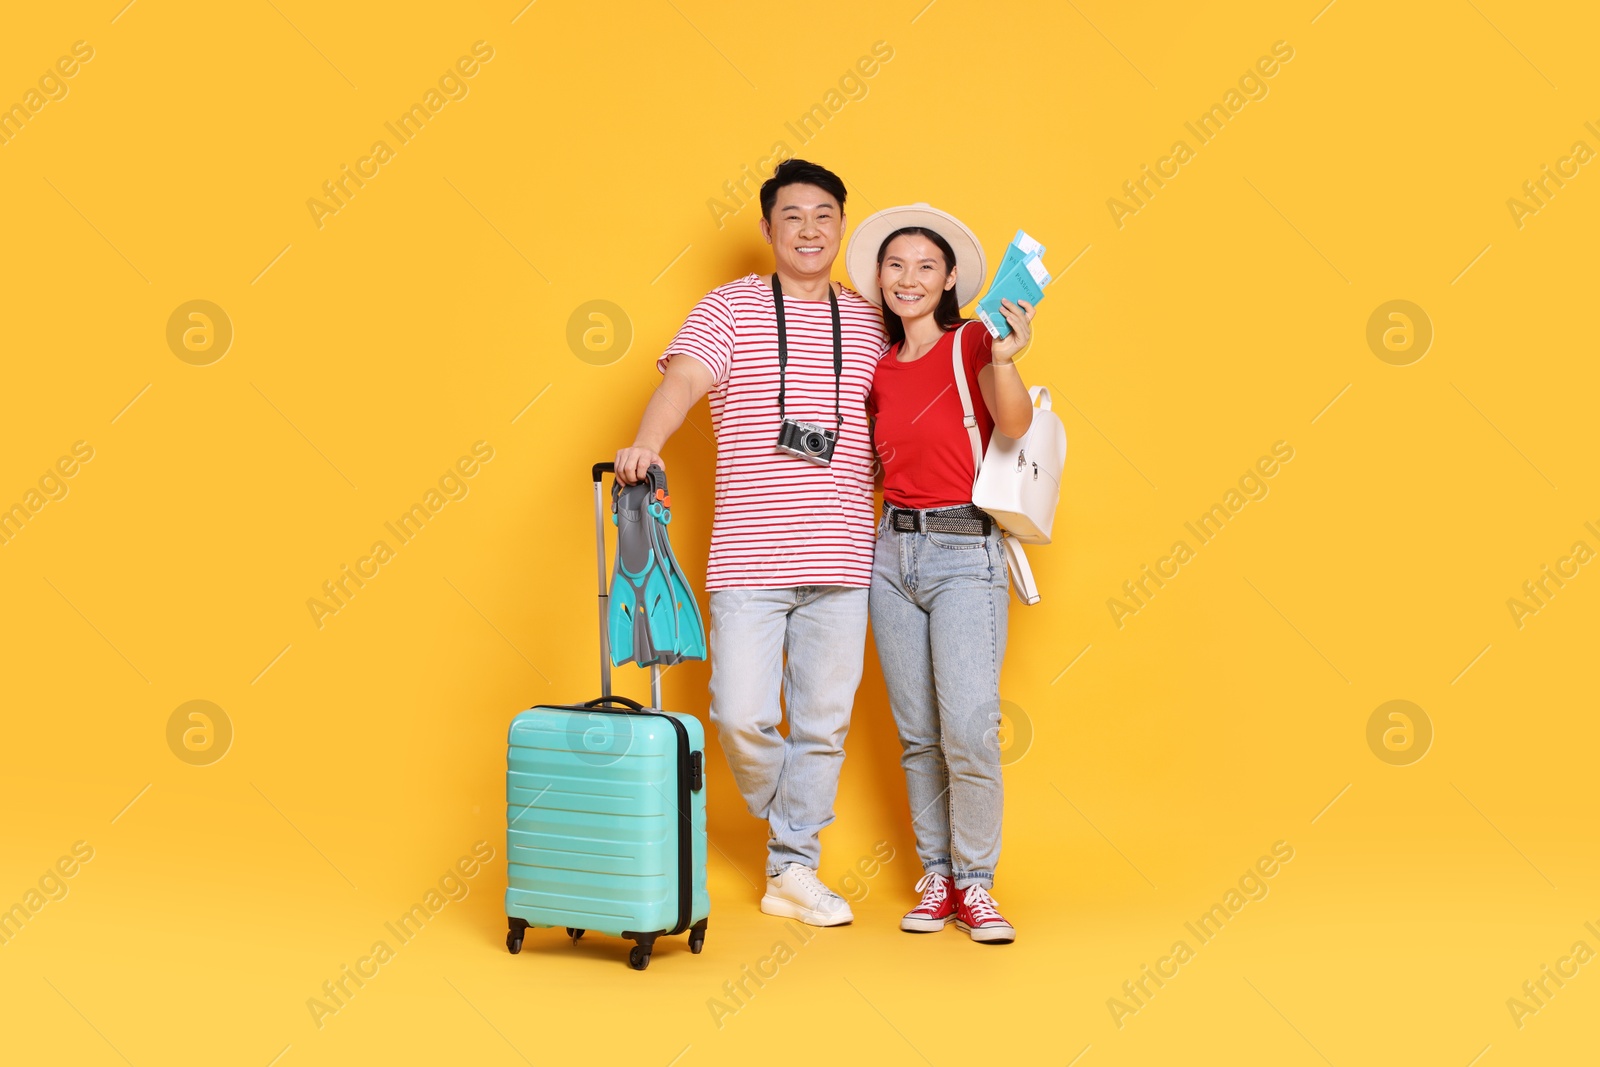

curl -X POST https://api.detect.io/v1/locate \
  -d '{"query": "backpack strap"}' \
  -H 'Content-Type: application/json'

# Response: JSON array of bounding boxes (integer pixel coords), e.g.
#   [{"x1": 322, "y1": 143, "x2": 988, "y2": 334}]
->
[
  {"x1": 949, "y1": 322, "x2": 984, "y2": 491},
  {"x1": 1002, "y1": 536, "x2": 1040, "y2": 605},
  {"x1": 952, "y1": 323, "x2": 1044, "y2": 606}
]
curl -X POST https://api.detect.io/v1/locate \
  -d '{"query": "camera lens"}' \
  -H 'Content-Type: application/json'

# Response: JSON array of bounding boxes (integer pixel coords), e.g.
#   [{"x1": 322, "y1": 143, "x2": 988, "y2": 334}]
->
[{"x1": 804, "y1": 432, "x2": 826, "y2": 453}]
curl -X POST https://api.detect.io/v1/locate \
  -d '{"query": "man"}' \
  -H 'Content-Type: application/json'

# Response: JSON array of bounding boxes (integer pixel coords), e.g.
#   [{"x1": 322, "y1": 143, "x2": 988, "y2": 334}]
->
[{"x1": 615, "y1": 159, "x2": 886, "y2": 926}]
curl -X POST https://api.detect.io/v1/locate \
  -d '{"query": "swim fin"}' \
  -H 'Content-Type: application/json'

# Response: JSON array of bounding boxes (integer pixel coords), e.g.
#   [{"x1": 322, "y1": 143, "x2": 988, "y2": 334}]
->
[
  {"x1": 610, "y1": 475, "x2": 678, "y2": 667},
  {"x1": 643, "y1": 468, "x2": 707, "y2": 662}
]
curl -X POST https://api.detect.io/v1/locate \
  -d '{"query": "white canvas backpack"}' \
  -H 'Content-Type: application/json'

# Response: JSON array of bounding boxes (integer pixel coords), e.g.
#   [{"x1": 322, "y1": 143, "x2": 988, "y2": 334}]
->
[{"x1": 951, "y1": 323, "x2": 1067, "y2": 604}]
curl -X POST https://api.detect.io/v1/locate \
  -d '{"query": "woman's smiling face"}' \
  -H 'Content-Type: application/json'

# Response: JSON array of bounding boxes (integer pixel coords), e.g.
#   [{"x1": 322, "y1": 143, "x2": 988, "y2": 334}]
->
[{"x1": 878, "y1": 233, "x2": 956, "y2": 323}]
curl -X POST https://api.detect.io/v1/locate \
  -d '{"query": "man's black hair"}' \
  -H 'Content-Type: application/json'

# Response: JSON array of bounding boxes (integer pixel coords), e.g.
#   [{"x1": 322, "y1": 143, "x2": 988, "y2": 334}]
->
[{"x1": 759, "y1": 159, "x2": 847, "y2": 221}]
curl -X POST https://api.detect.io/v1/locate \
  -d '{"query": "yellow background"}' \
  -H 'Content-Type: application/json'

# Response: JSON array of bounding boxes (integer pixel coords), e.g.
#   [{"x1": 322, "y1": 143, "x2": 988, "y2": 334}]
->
[{"x1": 2, "y1": 1, "x2": 1596, "y2": 1064}]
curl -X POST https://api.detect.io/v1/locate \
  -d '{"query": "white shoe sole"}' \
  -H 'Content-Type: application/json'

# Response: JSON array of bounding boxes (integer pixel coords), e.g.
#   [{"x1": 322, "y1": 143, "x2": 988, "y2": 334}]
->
[
  {"x1": 956, "y1": 920, "x2": 1015, "y2": 943},
  {"x1": 901, "y1": 915, "x2": 954, "y2": 933},
  {"x1": 760, "y1": 893, "x2": 853, "y2": 927}
]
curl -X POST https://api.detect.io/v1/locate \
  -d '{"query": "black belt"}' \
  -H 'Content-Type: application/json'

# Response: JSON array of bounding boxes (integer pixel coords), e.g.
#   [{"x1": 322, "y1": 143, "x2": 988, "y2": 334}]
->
[{"x1": 887, "y1": 504, "x2": 992, "y2": 536}]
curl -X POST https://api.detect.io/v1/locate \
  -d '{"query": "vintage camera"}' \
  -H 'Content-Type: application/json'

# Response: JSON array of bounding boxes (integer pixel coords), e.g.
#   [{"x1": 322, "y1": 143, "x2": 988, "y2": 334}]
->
[{"x1": 775, "y1": 418, "x2": 837, "y2": 466}]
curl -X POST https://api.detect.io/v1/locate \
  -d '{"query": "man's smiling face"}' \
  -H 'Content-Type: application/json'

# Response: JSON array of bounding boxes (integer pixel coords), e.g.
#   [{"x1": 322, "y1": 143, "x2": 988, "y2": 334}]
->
[{"x1": 761, "y1": 183, "x2": 844, "y2": 284}]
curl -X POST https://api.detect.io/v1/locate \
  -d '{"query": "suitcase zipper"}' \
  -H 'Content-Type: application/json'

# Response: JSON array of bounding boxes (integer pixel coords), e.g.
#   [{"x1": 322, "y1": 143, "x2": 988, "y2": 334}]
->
[{"x1": 659, "y1": 713, "x2": 695, "y2": 937}]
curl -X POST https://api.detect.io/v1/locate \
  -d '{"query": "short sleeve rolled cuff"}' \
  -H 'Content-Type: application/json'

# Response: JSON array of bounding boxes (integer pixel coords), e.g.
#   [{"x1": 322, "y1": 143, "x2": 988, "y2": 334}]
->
[{"x1": 657, "y1": 289, "x2": 735, "y2": 386}]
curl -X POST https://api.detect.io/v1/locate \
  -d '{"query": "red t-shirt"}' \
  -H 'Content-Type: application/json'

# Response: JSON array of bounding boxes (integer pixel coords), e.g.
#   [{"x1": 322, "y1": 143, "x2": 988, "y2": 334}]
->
[{"x1": 868, "y1": 322, "x2": 995, "y2": 510}]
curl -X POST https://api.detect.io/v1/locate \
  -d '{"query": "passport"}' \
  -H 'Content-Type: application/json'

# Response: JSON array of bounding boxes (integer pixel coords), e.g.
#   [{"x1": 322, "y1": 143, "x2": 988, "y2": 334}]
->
[
  {"x1": 976, "y1": 231, "x2": 1051, "y2": 339},
  {"x1": 985, "y1": 229, "x2": 1045, "y2": 305}
]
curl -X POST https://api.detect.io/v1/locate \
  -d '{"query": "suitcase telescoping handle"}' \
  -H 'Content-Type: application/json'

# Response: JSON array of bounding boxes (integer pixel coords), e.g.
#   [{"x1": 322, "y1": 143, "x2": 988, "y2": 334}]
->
[{"x1": 592, "y1": 461, "x2": 663, "y2": 711}]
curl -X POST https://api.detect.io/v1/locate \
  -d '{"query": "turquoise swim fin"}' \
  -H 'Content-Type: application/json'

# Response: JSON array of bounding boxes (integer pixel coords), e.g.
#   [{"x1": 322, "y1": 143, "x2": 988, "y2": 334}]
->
[
  {"x1": 610, "y1": 476, "x2": 678, "y2": 667},
  {"x1": 644, "y1": 469, "x2": 706, "y2": 661},
  {"x1": 663, "y1": 548, "x2": 706, "y2": 661}
]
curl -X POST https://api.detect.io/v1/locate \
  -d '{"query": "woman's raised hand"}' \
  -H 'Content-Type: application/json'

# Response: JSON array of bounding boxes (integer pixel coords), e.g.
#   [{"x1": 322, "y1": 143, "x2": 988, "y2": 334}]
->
[{"x1": 991, "y1": 299, "x2": 1036, "y2": 364}]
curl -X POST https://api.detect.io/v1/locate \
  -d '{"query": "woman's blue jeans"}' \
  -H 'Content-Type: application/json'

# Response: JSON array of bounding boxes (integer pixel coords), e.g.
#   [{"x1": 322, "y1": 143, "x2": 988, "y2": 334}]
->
[{"x1": 869, "y1": 512, "x2": 1008, "y2": 889}]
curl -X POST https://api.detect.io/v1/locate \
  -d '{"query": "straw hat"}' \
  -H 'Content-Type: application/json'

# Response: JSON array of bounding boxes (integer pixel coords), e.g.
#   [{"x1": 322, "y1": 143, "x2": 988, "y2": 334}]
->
[{"x1": 844, "y1": 202, "x2": 987, "y2": 309}]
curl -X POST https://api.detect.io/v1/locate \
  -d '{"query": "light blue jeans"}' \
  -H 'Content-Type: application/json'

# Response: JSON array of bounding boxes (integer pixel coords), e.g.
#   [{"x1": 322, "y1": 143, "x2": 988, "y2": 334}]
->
[
  {"x1": 708, "y1": 586, "x2": 870, "y2": 877},
  {"x1": 869, "y1": 512, "x2": 1008, "y2": 889}
]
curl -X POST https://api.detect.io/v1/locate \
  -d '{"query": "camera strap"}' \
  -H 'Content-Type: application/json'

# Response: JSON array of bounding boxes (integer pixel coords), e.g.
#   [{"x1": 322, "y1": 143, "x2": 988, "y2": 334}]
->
[{"x1": 771, "y1": 272, "x2": 843, "y2": 431}]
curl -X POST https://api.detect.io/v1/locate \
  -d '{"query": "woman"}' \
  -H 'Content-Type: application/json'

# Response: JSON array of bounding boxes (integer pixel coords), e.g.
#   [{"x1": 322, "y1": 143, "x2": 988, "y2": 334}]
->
[{"x1": 846, "y1": 204, "x2": 1037, "y2": 944}]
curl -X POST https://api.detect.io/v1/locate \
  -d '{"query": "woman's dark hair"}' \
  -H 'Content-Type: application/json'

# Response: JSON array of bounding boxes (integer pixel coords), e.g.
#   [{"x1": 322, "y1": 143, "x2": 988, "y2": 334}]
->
[
  {"x1": 876, "y1": 226, "x2": 964, "y2": 346},
  {"x1": 760, "y1": 159, "x2": 847, "y2": 220}
]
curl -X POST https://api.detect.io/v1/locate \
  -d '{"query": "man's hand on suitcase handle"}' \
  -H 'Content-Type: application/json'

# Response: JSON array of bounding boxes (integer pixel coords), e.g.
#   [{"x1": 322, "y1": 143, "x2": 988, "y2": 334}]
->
[{"x1": 614, "y1": 445, "x2": 664, "y2": 485}]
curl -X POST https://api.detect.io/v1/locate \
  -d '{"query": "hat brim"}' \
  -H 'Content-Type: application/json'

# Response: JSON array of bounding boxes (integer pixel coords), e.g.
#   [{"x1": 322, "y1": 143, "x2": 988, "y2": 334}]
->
[{"x1": 845, "y1": 203, "x2": 987, "y2": 310}]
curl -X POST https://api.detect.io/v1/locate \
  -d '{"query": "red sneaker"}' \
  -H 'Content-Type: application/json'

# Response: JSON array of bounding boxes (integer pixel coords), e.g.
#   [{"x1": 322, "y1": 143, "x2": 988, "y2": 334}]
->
[
  {"x1": 955, "y1": 885, "x2": 1015, "y2": 944},
  {"x1": 900, "y1": 873, "x2": 956, "y2": 932}
]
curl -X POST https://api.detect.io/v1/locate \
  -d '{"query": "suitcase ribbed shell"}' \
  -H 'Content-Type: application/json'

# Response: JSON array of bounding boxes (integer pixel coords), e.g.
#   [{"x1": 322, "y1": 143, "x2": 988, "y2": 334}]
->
[{"x1": 505, "y1": 705, "x2": 709, "y2": 937}]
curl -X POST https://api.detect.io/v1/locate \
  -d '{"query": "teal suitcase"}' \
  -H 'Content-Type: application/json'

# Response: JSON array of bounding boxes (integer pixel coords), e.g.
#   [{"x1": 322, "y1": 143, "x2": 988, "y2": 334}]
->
[{"x1": 503, "y1": 463, "x2": 710, "y2": 970}]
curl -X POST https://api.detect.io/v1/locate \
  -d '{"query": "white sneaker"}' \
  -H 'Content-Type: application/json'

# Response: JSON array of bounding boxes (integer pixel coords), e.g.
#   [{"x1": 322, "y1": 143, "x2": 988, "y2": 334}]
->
[{"x1": 760, "y1": 863, "x2": 854, "y2": 926}]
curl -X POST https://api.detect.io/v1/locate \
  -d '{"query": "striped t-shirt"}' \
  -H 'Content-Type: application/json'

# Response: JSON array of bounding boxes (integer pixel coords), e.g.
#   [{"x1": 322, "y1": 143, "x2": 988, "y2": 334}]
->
[{"x1": 659, "y1": 273, "x2": 888, "y2": 590}]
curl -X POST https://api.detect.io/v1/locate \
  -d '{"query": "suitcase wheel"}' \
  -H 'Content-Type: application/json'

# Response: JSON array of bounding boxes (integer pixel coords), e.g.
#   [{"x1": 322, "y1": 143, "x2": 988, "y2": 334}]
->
[
  {"x1": 689, "y1": 931, "x2": 705, "y2": 954},
  {"x1": 566, "y1": 927, "x2": 585, "y2": 941},
  {"x1": 628, "y1": 945, "x2": 651, "y2": 970},
  {"x1": 506, "y1": 918, "x2": 529, "y2": 954}
]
